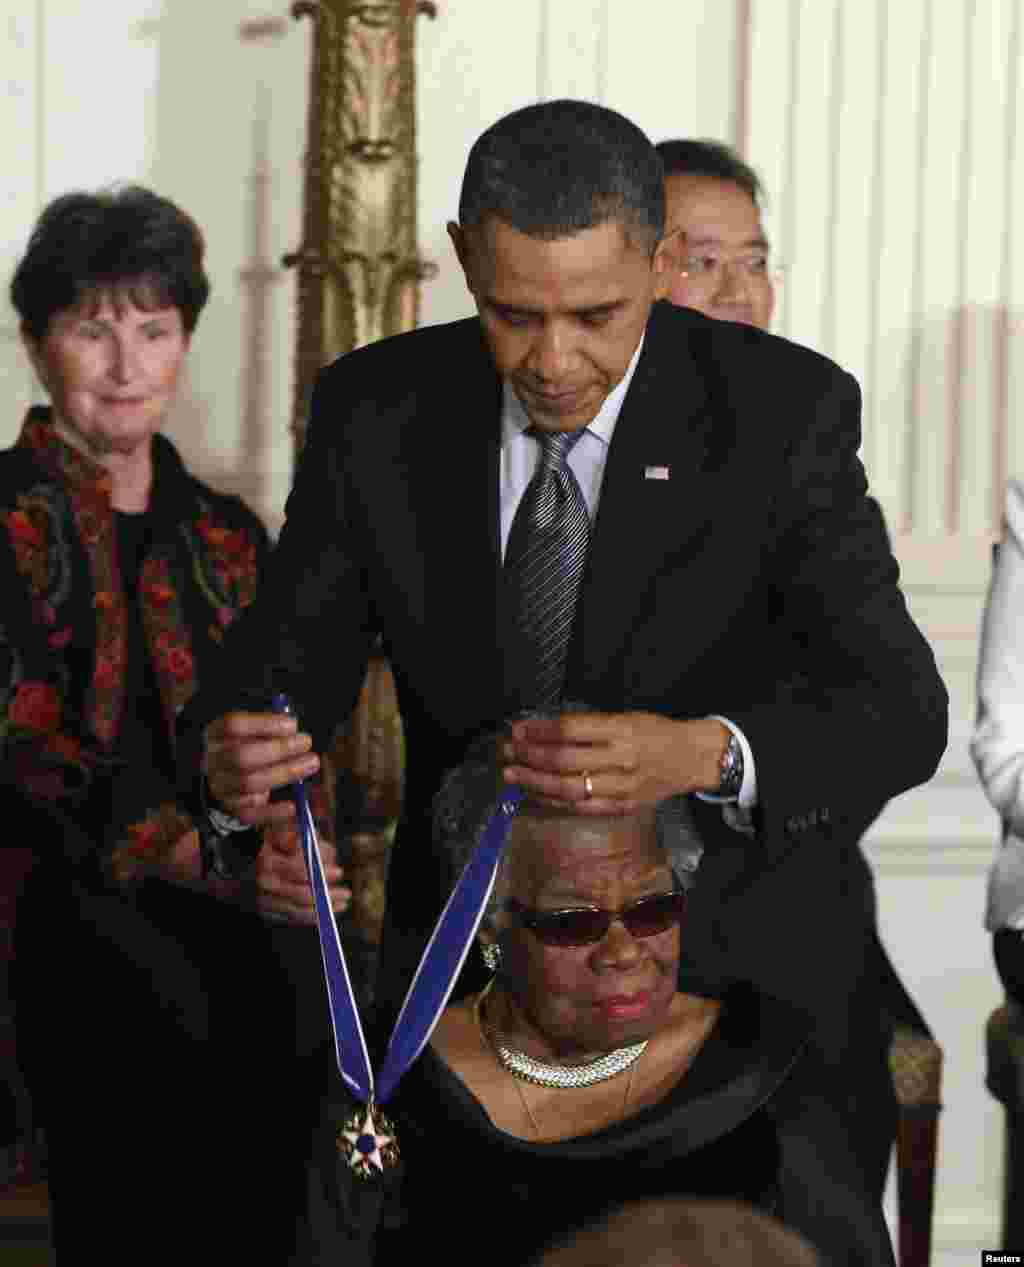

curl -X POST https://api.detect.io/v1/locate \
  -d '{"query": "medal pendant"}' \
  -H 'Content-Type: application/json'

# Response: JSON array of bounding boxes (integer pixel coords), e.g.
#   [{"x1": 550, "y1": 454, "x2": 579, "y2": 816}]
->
[{"x1": 337, "y1": 1102, "x2": 400, "y2": 1179}]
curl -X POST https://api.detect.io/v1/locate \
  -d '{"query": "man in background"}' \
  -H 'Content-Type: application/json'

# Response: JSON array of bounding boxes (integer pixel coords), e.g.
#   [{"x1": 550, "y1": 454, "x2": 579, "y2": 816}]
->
[{"x1": 656, "y1": 138, "x2": 775, "y2": 329}]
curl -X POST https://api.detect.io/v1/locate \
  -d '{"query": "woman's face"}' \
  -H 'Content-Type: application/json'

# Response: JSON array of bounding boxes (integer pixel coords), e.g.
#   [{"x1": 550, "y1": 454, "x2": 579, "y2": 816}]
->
[
  {"x1": 26, "y1": 291, "x2": 189, "y2": 458},
  {"x1": 496, "y1": 811, "x2": 681, "y2": 1059}
]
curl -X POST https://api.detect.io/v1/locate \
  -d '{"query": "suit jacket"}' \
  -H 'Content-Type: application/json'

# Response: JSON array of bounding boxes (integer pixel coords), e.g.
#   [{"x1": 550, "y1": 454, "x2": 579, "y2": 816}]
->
[{"x1": 179, "y1": 301, "x2": 947, "y2": 1038}]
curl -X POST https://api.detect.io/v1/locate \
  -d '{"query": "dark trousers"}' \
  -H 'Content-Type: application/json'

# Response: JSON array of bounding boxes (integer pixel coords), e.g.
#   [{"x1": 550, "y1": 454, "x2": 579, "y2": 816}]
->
[
  {"x1": 11, "y1": 798, "x2": 332, "y2": 1264},
  {"x1": 994, "y1": 928, "x2": 1024, "y2": 1008}
]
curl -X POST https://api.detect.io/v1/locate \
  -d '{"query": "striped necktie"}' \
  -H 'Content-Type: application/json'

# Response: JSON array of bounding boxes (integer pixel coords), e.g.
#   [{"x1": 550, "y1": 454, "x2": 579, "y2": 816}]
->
[{"x1": 503, "y1": 427, "x2": 592, "y2": 709}]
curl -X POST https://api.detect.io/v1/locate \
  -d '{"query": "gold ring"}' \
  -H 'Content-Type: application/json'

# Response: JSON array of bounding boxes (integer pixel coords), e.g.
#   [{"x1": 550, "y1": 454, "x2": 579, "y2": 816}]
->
[{"x1": 583, "y1": 771, "x2": 595, "y2": 800}]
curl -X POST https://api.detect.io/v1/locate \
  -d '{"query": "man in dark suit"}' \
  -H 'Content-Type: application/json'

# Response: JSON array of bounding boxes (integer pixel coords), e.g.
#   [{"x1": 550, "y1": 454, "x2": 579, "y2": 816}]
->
[{"x1": 180, "y1": 101, "x2": 947, "y2": 1193}]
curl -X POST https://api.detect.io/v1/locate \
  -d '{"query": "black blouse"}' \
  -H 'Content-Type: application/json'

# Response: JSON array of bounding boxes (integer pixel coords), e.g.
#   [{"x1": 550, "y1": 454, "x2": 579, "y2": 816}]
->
[
  {"x1": 299, "y1": 987, "x2": 895, "y2": 1267},
  {"x1": 113, "y1": 509, "x2": 173, "y2": 778}
]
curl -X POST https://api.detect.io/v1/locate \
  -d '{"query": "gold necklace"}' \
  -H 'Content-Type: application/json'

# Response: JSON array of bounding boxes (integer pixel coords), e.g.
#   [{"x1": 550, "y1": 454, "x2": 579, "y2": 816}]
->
[
  {"x1": 512, "y1": 1048, "x2": 640, "y2": 1140},
  {"x1": 474, "y1": 981, "x2": 644, "y2": 1140},
  {"x1": 473, "y1": 981, "x2": 648, "y2": 1087}
]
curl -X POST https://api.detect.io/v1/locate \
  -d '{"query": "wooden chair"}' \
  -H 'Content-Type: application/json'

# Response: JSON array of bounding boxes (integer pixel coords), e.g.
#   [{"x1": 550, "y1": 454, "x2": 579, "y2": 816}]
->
[
  {"x1": 986, "y1": 1001, "x2": 1024, "y2": 1249},
  {"x1": 889, "y1": 1026, "x2": 944, "y2": 1267}
]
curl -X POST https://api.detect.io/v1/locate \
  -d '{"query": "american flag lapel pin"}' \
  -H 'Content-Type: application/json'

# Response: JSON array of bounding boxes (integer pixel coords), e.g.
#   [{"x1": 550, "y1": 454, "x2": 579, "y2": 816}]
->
[{"x1": 644, "y1": 465, "x2": 670, "y2": 481}]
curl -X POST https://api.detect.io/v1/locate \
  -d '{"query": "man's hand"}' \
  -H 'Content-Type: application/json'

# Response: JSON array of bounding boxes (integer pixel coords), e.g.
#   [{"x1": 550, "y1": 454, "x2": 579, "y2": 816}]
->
[
  {"x1": 203, "y1": 711, "x2": 321, "y2": 827},
  {"x1": 501, "y1": 712, "x2": 729, "y2": 814},
  {"x1": 246, "y1": 822, "x2": 351, "y2": 925},
  {"x1": 146, "y1": 823, "x2": 349, "y2": 925}
]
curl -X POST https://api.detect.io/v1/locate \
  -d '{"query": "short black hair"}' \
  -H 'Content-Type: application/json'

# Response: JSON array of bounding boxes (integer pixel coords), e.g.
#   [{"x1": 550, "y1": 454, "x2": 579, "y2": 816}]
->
[
  {"x1": 655, "y1": 139, "x2": 763, "y2": 208},
  {"x1": 11, "y1": 185, "x2": 210, "y2": 340},
  {"x1": 458, "y1": 99, "x2": 665, "y2": 255}
]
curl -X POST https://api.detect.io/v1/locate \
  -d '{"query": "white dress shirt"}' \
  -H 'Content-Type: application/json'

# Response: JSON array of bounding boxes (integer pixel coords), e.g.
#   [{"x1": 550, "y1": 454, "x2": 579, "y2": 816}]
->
[
  {"x1": 499, "y1": 333, "x2": 757, "y2": 813},
  {"x1": 972, "y1": 479, "x2": 1024, "y2": 930}
]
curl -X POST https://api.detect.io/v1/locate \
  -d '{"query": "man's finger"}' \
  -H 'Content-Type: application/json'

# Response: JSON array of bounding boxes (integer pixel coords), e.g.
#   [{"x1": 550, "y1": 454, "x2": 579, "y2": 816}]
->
[
  {"x1": 230, "y1": 791, "x2": 279, "y2": 812},
  {"x1": 503, "y1": 741, "x2": 622, "y2": 775},
  {"x1": 206, "y1": 710, "x2": 300, "y2": 742},
  {"x1": 264, "y1": 825, "x2": 299, "y2": 853},
  {"x1": 228, "y1": 799, "x2": 298, "y2": 828},
  {"x1": 206, "y1": 731, "x2": 314, "y2": 775},
  {"x1": 524, "y1": 793, "x2": 634, "y2": 818},
  {"x1": 503, "y1": 765, "x2": 634, "y2": 803},
  {"x1": 268, "y1": 855, "x2": 346, "y2": 888},
  {"x1": 258, "y1": 856, "x2": 346, "y2": 895},
  {"x1": 509, "y1": 713, "x2": 618, "y2": 745},
  {"x1": 207, "y1": 753, "x2": 321, "y2": 802},
  {"x1": 257, "y1": 875, "x2": 315, "y2": 906},
  {"x1": 257, "y1": 902, "x2": 317, "y2": 926},
  {"x1": 256, "y1": 881, "x2": 350, "y2": 919}
]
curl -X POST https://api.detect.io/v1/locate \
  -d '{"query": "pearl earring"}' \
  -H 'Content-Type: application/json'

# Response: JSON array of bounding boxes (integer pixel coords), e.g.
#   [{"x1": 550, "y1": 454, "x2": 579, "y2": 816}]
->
[{"x1": 481, "y1": 941, "x2": 502, "y2": 973}]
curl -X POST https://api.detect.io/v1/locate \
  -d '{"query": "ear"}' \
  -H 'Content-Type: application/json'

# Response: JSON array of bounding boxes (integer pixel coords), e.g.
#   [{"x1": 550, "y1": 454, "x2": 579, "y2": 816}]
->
[
  {"x1": 20, "y1": 328, "x2": 50, "y2": 395},
  {"x1": 447, "y1": 220, "x2": 474, "y2": 290},
  {"x1": 448, "y1": 224, "x2": 471, "y2": 278},
  {"x1": 660, "y1": 224, "x2": 685, "y2": 265},
  {"x1": 651, "y1": 233, "x2": 677, "y2": 302}
]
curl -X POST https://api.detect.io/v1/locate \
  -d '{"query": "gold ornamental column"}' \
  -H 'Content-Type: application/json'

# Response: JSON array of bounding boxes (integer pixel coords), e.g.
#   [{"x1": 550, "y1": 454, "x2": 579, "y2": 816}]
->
[{"x1": 284, "y1": 0, "x2": 437, "y2": 947}]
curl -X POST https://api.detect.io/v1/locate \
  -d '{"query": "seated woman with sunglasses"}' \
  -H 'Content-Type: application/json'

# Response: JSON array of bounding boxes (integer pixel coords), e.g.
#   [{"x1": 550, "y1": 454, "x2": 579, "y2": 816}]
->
[{"x1": 301, "y1": 737, "x2": 893, "y2": 1267}]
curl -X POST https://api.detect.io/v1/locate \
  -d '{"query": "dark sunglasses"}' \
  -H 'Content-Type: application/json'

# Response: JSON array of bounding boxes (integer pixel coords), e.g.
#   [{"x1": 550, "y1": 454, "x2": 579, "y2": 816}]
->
[{"x1": 503, "y1": 891, "x2": 685, "y2": 948}]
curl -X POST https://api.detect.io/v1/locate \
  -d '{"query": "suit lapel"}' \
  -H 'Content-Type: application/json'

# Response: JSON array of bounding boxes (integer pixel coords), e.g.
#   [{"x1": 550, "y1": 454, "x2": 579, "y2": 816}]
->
[{"x1": 570, "y1": 305, "x2": 718, "y2": 703}]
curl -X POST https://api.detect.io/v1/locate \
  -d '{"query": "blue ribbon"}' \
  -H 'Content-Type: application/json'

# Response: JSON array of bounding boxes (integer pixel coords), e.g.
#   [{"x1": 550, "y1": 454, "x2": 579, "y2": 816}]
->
[{"x1": 271, "y1": 694, "x2": 523, "y2": 1106}]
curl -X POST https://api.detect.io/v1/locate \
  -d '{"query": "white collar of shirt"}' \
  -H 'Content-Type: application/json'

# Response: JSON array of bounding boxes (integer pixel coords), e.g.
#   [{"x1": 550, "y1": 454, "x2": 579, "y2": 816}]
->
[
  {"x1": 500, "y1": 330, "x2": 645, "y2": 454},
  {"x1": 499, "y1": 331, "x2": 646, "y2": 555}
]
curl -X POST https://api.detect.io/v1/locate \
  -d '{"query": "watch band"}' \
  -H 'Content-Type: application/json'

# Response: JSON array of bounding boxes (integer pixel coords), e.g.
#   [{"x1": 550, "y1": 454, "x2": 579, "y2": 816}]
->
[
  {"x1": 717, "y1": 732, "x2": 744, "y2": 800},
  {"x1": 198, "y1": 777, "x2": 263, "y2": 880},
  {"x1": 208, "y1": 805, "x2": 249, "y2": 835}
]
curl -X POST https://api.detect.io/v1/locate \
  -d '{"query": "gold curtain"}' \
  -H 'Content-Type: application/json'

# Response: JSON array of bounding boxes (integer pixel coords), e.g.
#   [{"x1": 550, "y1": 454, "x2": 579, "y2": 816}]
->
[{"x1": 284, "y1": 0, "x2": 436, "y2": 943}]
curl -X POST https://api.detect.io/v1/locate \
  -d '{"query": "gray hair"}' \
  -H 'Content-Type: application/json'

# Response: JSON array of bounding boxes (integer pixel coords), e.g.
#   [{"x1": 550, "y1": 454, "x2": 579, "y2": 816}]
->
[{"x1": 432, "y1": 722, "x2": 704, "y2": 932}]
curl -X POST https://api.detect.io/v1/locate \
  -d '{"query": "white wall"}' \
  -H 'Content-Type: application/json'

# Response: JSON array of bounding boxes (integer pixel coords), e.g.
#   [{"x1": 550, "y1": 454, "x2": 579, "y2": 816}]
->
[
  {"x1": 0, "y1": 0, "x2": 309, "y2": 531},
  {"x1": 3, "y1": 1, "x2": 1021, "y2": 1258},
  {"x1": 415, "y1": 1, "x2": 743, "y2": 331}
]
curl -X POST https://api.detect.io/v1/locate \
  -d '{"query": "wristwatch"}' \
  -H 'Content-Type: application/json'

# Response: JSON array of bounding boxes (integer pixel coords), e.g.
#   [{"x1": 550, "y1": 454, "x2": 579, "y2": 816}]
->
[
  {"x1": 197, "y1": 781, "x2": 263, "y2": 880},
  {"x1": 717, "y1": 732, "x2": 744, "y2": 800}
]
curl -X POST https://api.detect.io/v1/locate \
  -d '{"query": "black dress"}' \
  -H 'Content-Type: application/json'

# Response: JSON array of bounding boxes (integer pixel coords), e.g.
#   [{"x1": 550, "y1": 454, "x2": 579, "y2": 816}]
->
[{"x1": 297, "y1": 986, "x2": 895, "y2": 1267}]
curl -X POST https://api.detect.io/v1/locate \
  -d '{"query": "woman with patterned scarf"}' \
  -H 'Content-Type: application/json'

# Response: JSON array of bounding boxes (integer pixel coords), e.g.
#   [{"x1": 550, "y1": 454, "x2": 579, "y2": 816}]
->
[{"x1": 2, "y1": 187, "x2": 348, "y2": 1263}]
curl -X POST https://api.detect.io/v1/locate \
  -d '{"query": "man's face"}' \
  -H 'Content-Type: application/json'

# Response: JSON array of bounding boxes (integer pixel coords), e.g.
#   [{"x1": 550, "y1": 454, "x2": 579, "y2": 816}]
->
[
  {"x1": 663, "y1": 173, "x2": 775, "y2": 329},
  {"x1": 449, "y1": 216, "x2": 670, "y2": 433}
]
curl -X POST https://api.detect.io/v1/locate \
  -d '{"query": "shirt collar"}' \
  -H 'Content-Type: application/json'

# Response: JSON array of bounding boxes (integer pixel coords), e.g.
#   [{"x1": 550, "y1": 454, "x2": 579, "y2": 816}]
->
[{"x1": 502, "y1": 329, "x2": 646, "y2": 447}]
